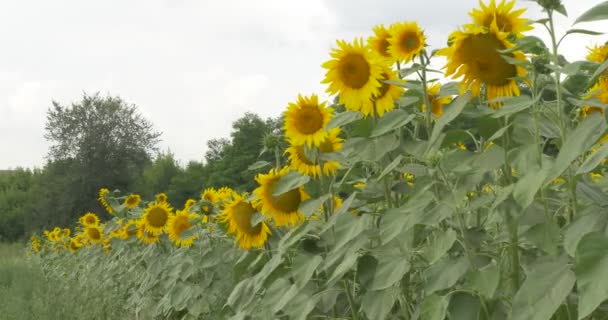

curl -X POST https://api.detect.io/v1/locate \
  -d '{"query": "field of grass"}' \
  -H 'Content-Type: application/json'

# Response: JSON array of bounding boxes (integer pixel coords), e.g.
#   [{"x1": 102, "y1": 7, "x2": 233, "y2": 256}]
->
[{"x1": 0, "y1": 243, "x2": 78, "y2": 320}]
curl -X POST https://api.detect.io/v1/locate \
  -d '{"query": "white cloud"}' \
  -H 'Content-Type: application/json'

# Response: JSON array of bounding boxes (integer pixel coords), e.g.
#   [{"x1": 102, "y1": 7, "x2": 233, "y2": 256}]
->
[{"x1": 0, "y1": 0, "x2": 606, "y2": 169}]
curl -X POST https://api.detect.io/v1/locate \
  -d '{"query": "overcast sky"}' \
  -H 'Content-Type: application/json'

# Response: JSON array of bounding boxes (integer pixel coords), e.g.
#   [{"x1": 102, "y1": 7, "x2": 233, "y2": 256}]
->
[{"x1": 1, "y1": 0, "x2": 606, "y2": 169}]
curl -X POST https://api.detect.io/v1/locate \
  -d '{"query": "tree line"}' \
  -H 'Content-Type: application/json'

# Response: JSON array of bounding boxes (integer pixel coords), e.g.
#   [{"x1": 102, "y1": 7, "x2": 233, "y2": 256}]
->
[{"x1": 0, "y1": 93, "x2": 281, "y2": 242}]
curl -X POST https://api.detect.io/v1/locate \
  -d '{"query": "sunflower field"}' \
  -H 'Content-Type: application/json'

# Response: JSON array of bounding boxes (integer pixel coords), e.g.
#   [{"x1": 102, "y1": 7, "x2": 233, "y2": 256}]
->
[{"x1": 27, "y1": 0, "x2": 608, "y2": 319}]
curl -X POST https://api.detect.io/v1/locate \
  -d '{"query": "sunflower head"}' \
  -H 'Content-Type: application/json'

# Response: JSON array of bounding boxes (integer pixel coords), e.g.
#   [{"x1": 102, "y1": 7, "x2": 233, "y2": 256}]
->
[
  {"x1": 120, "y1": 219, "x2": 139, "y2": 239},
  {"x1": 136, "y1": 220, "x2": 160, "y2": 245},
  {"x1": 422, "y1": 83, "x2": 452, "y2": 117},
  {"x1": 167, "y1": 210, "x2": 199, "y2": 247},
  {"x1": 155, "y1": 192, "x2": 168, "y2": 204},
  {"x1": 388, "y1": 21, "x2": 426, "y2": 63},
  {"x1": 84, "y1": 226, "x2": 103, "y2": 243},
  {"x1": 588, "y1": 43, "x2": 608, "y2": 64},
  {"x1": 183, "y1": 199, "x2": 196, "y2": 211},
  {"x1": 69, "y1": 237, "x2": 83, "y2": 253},
  {"x1": 582, "y1": 79, "x2": 608, "y2": 117},
  {"x1": 368, "y1": 24, "x2": 394, "y2": 61},
  {"x1": 286, "y1": 128, "x2": 343, "y2": 178},
  {"x1": 467, "y1": 0, "x2": 532, "y2": 36},
  {"x1": 219, "y1": 193, "x2": 271, "y2": 250},
  {"x1": 322, "y1": 38, "x2": 384, "y2": 113},
  {"x1": 98, "y1": 188, "x2": 113, "y2": 214},
  {"x1": 201, "y1": 188, "x2": 218, "y2": 203},
  {"x1": 364, "y1": 65, "x2": 404, "y2": 117},
  {"x1": 124, "y1": 194, "x2": 141, "y2": 209},
  {"x1": 142, "y1": 202, "x2": 173, "y2": 235},
  {"x1": 79, "y1": 212, "x2": 100, "y2": 227},
  {"x1": 62, "y1": 228, "x2": 71, "y2": 238},
  {"x1": 253, "y1": 167, "x2": 309, "y2": 227},
  {"x1": 438, "y1": 23, "x2": 526, "y2": 106},
  {"x1": 284, "y1": 94, "x2": 333, "y2": 147}
]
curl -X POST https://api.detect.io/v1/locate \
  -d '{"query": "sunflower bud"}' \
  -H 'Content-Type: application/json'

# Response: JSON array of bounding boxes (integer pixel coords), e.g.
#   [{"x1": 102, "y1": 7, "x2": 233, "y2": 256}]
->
[{"x1": 535, "y1": 0, "x2": 565, "y2": 12}]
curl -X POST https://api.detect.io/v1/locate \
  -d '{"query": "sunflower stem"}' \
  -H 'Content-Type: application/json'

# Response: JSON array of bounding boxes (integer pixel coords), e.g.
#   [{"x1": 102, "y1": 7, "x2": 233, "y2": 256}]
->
[
  {"x1": 342, "y1": 280, "x2": 359, "y2": 320},
  {"x1": 274, "y1": 146, "x2": 281, "y2": 169},
  {"x1": 419, "y1": 52, "x2": 433, "y2": 139}
]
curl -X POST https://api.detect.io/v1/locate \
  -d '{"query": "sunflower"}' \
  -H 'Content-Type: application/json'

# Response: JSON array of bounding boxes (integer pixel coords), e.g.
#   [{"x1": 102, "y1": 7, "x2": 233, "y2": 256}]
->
[
  {"x1": 84, "y1": 226, "x2": 103, "y2": 243},
  {"x1": 79, "y1": 212, "x2": 100, "y2": 227},
  {"x1": 69, "y1": 238, "x2": 83, "y2": 253},
  {"x1": 422, "y1": 83, "x2": 453, "y2": 117},
  {"x1": 368, "y1": 24, "x2": 394, "y2": 62},
  {"x1": 467, "y1": 0, "x2": 532, "y2": 36},
  {"x1": 363, "y1": 65, "x2": 404, "y2": 116},
  {"x1": 217, "y1": 187, "x2": 236, "y2": 201},
  {"x1": 98, "y1": 188, "x2": 113, "y2": 214},
  {"x1": 142, "y1": 202, "x2": 173, "y2": 235},
  {"x1": 254, "y1": 167, "x2": 310, "y2": 227},
  {"x1": 136, "y1": 221, "x2": 160, "y2": 245},
  {"x1": 155, "y1": 192, "x2": 168, "y2": 204},
  {"x1": 438, "y1": 23, "x2": 527, "y2": 106},
  {"x1": 581, "y1": 78, "x2": 608, "y2": 117},
  {"x1": 62, "y1": 228, "x2": 71, "y2": 238},
  {"x1": 183, "y1": 199, "x2": 196, "y2": 211},
  {"x1": 322, "y1": 38, "x2": 384, "y2": 113},
  {"x1": 284, "y1": 94, "x2": 333, "y2": 147},
  {"x1": 219, "y1": 193, "x2": 271, "y2": 250},
  {"x1": 588, "y1": 43, "x2": 608, "y2": 79},
  {"x1": 201, "y1": 188, "x2": 218, "y2": 203},
  {"x1": 30, "y1": 236, "x2": 41, "y2": 253},
  {"x1": 119, "y1": 219, "x2": 139, "y2": 239},
  {"x1": 167, "y1": 210, "x2": 199, "y2": 247},
  {"x1": 388, "y1": 21, "x2": 426, "y2": 63},
  {"x1": 124, "y1": 194, "x2": 141, "y2": 209},
  {"x1": 286, "y1": 128, "x2": 343, "y2": 177}
]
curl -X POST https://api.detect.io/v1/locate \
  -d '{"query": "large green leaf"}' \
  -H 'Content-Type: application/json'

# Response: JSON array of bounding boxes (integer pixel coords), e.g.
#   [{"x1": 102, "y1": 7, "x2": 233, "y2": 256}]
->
[
  {"x1": 574, "y1": 1, "x2": 608, "y2": 24},
  {"x1": 523, "y1": 219, "x2": 560, "y2": 255},
  {"x1": 576, "y1": 144, "x2": 608, "y2": 175},
  {"x1": 369, "y1": 255, "x2": 410, "y2": 291},
  {"x1": 467, "y1": 262, "x2": 500, "y2": 298},
  {"x1": 272, "y1": 171, "x2": 310, "y2": 196},
  {"x1": 546, "y1": 114, "x2": 607, "y2": 183},
  {"x1": 448, "y1": 292, "x2": 481, "y2": 320},
  {"x1": 513, "y1": 166, "x2": 550, "y2": 209},
  {"x1": 575, "y1": 232, "x2": 608, "y2": 319},
  {"x1": 564, "y1": 210, "x2": 606, "y2": 257},
  {"x1": 420, "y1": 294, "x2": 449, "y2": 320},
  {"x1": 511, "y1": 260, "x2": 575, "y2": 320},
  {"x1": 376, "y1": 155, "x2": 403, "y2": 181},
  {"x1": 491, "y1": 95, "x2": 537, "y2": 118},
  {"x1": 361, "y1": 285, "x2": 398, "y2": 320},
  {"x1": 427, "y1": 91, "x2": 471, "y2": 152},
  {"x1": 424, "y1": 256, "x2": 469, "y2": 295},
  {"x1": 291, "y1": 254, "x2": 322, "y2": 289},
  {"x1": 370, "y1": 109, "x2": 415, "y2": 137},
  {"x1": 422, "y1": 229, "x2": 457, "y2": 265},
  {"x1": 326, "y1": 110, "x2": 362, "y2": 129},
  {"x1": 298, "y1": 194, "x2": 331, "y2": 217},
  {"x1": 379, "y1": 193, "x2": 434, "y2": 245}
]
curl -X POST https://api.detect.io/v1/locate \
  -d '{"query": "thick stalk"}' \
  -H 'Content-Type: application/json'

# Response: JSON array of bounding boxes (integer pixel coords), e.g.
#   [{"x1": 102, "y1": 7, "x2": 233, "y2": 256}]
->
[
  {"x1": 419, "y1": 53, "x2": 433, "y2": 138},
  {"x1": 343, "y1": 280, "x2": 360, "y2": 320},
  {"x1": 507, "y1": 212, "x2": 520, "y2": 291}
]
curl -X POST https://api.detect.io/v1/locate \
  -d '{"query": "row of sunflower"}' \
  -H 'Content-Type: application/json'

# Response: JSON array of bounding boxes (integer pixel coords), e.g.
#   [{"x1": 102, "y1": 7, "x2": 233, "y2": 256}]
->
[{"x1": 27, "y1": 0, "x2": 608, "y2": 319}]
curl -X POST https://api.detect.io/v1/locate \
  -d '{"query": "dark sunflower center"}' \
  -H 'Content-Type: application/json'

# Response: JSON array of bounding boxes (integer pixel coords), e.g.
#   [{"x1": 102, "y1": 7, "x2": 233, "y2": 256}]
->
[
  {"x1": 294, "y1": 106, "x2": 324, "y2": 134},
  {"x1": 87, "y1": 228, "x2": 101, "y2": 240},
  {"x1": 400, "y1": 32, "x2": 420, "y2": 51},
  {"x1": 318, "y1": 138, "x2": 335, "y2": 153},
  {"x1": 463, "y1": 33, "x2": 517, "y2": 86},
  {"x1": 374, "y1": 73, "x2": 391, "y2": 99},
  {"x1": 126, "y1": 225, "x2": 138, "y2": 237},
  {"x1": 173, "y1": 217, "x2": 191, "y2": 234},
  {"x1": 380, "y1": 38, "x2": 391, "y2": 57},
  {"x1": 233, "y1": 201, "x2": 262, "y2": 234},
  {"x1": 484, "y1": 14, "x2": 513, "y2": 33},
  {"x1": 271, "y1": 187, "x2": 302, "y2": 213},
  {"x1": 126, "y1": 197, "x2": 138, "y2": 206},
  {"x1": 339, "y1": 53, "x2": 371, "y2": 89},
  {"x1": 85, "y1": 217, "x2": 96, "y2": 225},
  {"x1": 148, "y1": 207, "x2": 169, "y2": 228}
]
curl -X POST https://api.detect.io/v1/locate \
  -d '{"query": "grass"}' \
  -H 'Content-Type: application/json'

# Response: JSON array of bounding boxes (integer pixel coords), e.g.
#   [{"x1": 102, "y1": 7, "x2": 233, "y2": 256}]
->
[{"x1": 0, "y1": 242, "x2": 76, "y2": 320}]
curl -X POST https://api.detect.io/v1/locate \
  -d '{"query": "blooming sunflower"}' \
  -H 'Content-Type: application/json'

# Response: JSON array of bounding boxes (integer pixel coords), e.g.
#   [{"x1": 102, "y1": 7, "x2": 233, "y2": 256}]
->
[
  {"x1": 183, "y1": 199, "x2": 196, "y2": 211},
  {"x1": 322, "y1": 38, "x2": 384, "y2": 112},
  {"x1": 368, "y1": 24, "x2": 394, "y2": 62},
  {"x1": 136, "y1": 221, "x2": 159, "y2": 245},
  {"x1": 119, "y1": 219, "x2": 139, "y2": 239},
  {"x1": 422, "y1": 83, "x2": 453, "y2": 117},
  {"x1": 284, "y1": 94, "x2": 333, "y2": 147},
  {"x1": 167, "y1": 210, "x2": 199, "y2": 247},
  {"x1": 286, "y1": 128, "x2": 343, "y2": 177},
  {"x1": 124, "y1": 194, "x2": 141, "y2": 209},
  {"x1": 84, "y1": 226, "x2": 103, "y2": 243},
  {"x1": 219, "y1": 193, "x2": 271, "y2": 250},
  {"x1": 467, "y1": 0, "x2": 532, "y2": 36},
  {"x1": 581, "y1": 78, "x2": 608, "y2": 117},
  {"x1": 254, "y1": 167, "x2": 310, "y2": 227},
  {"x1": 62, "y1": 228, "x2": 71, "y2": 238},
  {"x1": 201, "y1": 188, "x2": 218, "y2": 203},
  {"x1": 79, "y1": 212, "x2": 100, "y2": 227},
  {"x1": 98, "y1": 188, "x2": 113, "y2": 214},
  {"x1": 438, "y1": 23, "x2": 527, "y2": 106},
  {"x1": 363, "y1": 65, "x2": 404, "y2": 116},
  {"x1": 155, "y1": 192, "x2": 168, "y2": 204},
  {"x1": 388, "y1": 21, "x2": 426, "y2": 63},
  {"x1": 69, "y1": 237, "x2": 83, "y2": 253},
  {"x1": 142, "y1": 202, "x2": 173, "y2": 235}
]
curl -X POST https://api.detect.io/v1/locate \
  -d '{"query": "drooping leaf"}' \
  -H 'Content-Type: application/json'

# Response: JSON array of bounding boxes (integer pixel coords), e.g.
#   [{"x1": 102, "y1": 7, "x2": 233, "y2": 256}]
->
[
  {"x1": 467, "y1": 262, "x2": 500, "y2": 298},
  {"x1": 575, "y1": 232, "x2": 608, "y2": 319},
  {"x1": 299, "y1": 194, "x2": 331, "y2": 217},
  {"x1": 420, "y1": 294, "x2": 449, "y2": 320},
  {"x1": 272, "y1": 171, "x2": 310, "y2": 196},
  {"x1": 491, "y1": 95, "x2": 537, "y2": 118},
  {"x1": 369, "y1": 255, "x2": 410, "y2": 291},
  {"x1": 574, "y1": 1, "x2": 608, "y2": 24},
  {"x1": 247, "y1": 160, "x2": 271, "y2": 171},
  {"x1": 371, "y1": 109, "x2": 415, "y2": 137},
  {"x1": 326, "y1": 110, "x2": 363, "y2": 129},
  {"x1": 577, "y1": 144, "x2": 608, "y2": 175},
  {"x1": 422, "y1": 229, "x2": 457, "y2": 265},
  {"x1": 423, "y1": 256, "x2": 469, "y2": 295},
  {"x1": 376, "y1": 155, "x2": 403, "y2": 181},
  {"x1": 564, "y1": 210, "x2": 606, "y2": 257},
  {"x1": 361, "y1": 286, "x2": 398, "y2": 320}
]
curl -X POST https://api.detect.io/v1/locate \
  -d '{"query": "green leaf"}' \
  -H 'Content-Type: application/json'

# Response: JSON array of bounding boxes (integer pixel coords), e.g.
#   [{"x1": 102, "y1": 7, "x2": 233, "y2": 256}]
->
[
  {"x1": 564, "y1": 210, "x2": 606, "y2": 257},
  {"x1": 565, "y1": 28, "x2": 603, "y2": 36},
  {"x1": 369, "y1": 255, "x2": 410, "y2": 291},
  {"x1": 448, "y1": 292, "x2": 481, "y2": 320},
  {"x1": 298, "y1": 194, "x2": 330, "y2": 217},
  {"x1": 376, "y1": 155, "x2": 403, "y2": 181},
  {"x1": 424, "y1": 256, "x2": 469, "y2": 295},
  {"x1": 178, "y1": 226, "x2": 198, "y2": 241},
  {"x1": 511, "y1": 260, "x2": 575, "y2": 320},
  {"x1": 398, "y1": 96, "x2": 420, "y2": 107},
  {"x1": 577, "y1": 144, "x2": 608, "y2": 175},
  {"x1": 546, "y1": 114, "x2": 607, "y2": 183},
  {"x1": 326, "y1": 248, "x2": 359, "y2": 285},
  {"x1": 371, "y1": 109, "x2": 415, "y2": 137},
  {"x1": 523, "y1": 219, "x2": 561, "y2": 255},
  {"x1": 575, "y1": 232, "x2": 608, "y2": 319},
  {"x1": 247, "y1": 160, "x2": 270, "y2": 171},
  {"x1": 487, "y1": 123, "x2": 512, "y2": 143},
  {"x1": 589, "y1": 59, "x2": 608, "y2": 88},
  {"x1": 513, "y1": 166, "x2": 550, "y2": 209},
  {"x1": 272, "y1": 171, "x2": 310, "y2": 196},
  {"x1": 574, "y1": 1, "x2": 608, "y2": 24},
  {"x1": 427, "y1": 91, "x2": 471, "y2": 152},
  {"x1": 420, "y1": 294, "x2": 449, "y2": 320},
  {"x1": 379, "y1": 193, "x2": 434, "y2": 245},
  {"x1": 467, "y1": 262, "x2": 500, "y2": 298},
  {"x1": 577, "y1": 182, "x2": 608, "y2": 207},
  {"x1": 491, "y1": 95, "x2": 537, "y2": 118},
  {"x1": 361, "y1": 286, "x2": 398, "y2": 320},
  {"x1": 282, "y1": 290, "x2": 318, "y2": 320},
  {"x1": 291, "y1": 254, "x2": 322, "y2": 289},
  {"x1": 326, "y1": 110, "x2": 362, "y2": 129},
  {"x1": 423, "y1": 229, "x2": 457, "y2": 265}
]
